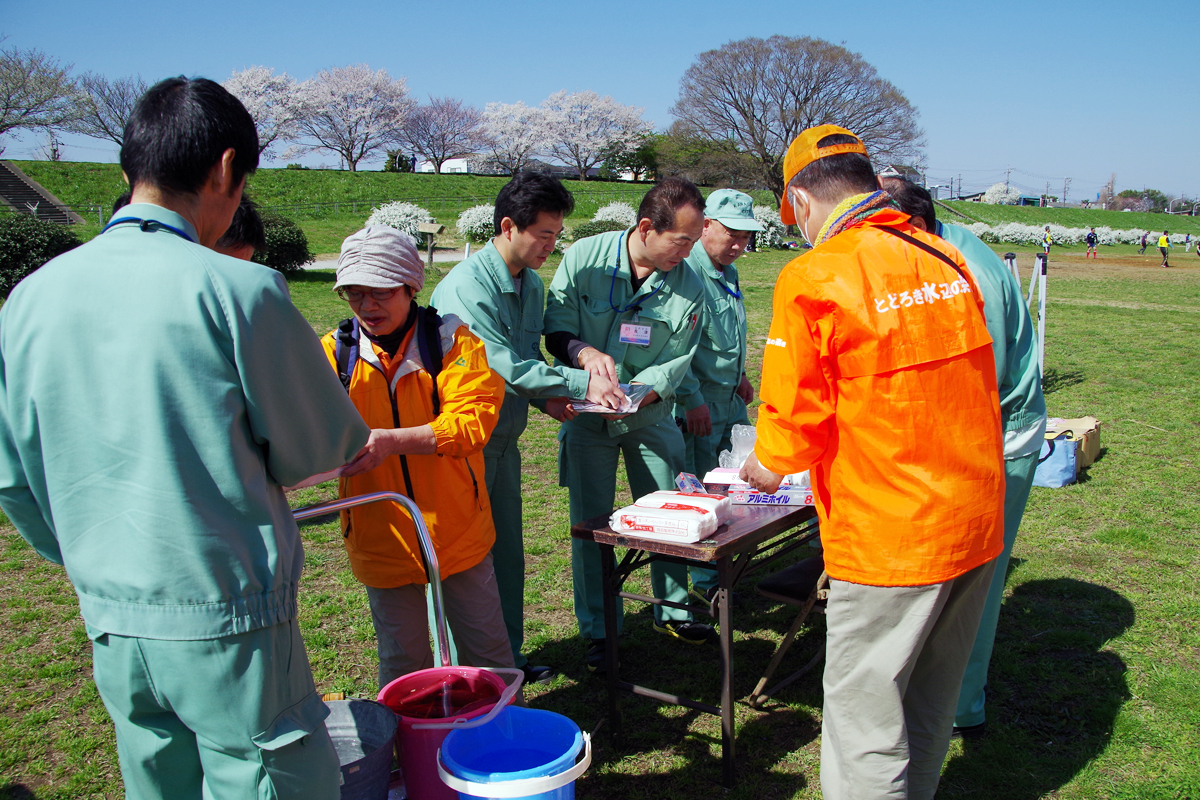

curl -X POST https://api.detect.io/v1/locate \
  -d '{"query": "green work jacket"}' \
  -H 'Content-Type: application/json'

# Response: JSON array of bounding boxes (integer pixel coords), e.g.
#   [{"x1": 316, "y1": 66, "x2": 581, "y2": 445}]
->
[
  {"x1": 675, "y1": 242, "x2": 747, "y2": 414},
  {"x1": 0, "y1": 204, "x2": 369, "y2": 640},
  {"x1": 431, "y1": 240, "x2": 589, "y2": 446},
  {"x1": 938, "y1": 221, "x2": 1047, "y2": 459},
  {"x1": 544, "y1": 229, "x2": 705, "y2": 436}
]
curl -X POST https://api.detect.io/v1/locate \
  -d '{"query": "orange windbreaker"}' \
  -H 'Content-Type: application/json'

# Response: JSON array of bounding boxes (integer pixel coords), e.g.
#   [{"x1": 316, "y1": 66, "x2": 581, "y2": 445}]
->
[
  {"x1": 321, "y1": 313, "x2": 504, "y2": 588},
  {"x1": 756, "y1": 210, "x2": 1004, "y2": 587}
]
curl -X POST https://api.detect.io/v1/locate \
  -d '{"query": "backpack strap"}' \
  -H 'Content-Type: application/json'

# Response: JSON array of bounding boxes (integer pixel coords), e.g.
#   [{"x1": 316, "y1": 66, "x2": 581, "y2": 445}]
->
[
  {"x1": 334, "y1": 317, "x2": 360, "y2": 392},
  {"x1": 415, "y1": 305, "x2": 445, "y2": 415},
  {"x1": 876, "y1": 225, "x2": 969, "y2": 282}
]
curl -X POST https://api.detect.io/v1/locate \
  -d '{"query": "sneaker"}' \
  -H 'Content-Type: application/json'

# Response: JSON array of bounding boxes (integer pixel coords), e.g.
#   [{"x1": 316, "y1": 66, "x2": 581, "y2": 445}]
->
[
  {"x1": 586, "y1": 639, "x2": 610, "y2": 674},
  {"x1": 653, "y1": 620, "x2": 716, "y2": 644},
  {"x1": 687, "y1": 585, "x2": 741, "y2": 611},
  {"x1": 520, "y1": 663, "x2": 556, "y2": 685}
]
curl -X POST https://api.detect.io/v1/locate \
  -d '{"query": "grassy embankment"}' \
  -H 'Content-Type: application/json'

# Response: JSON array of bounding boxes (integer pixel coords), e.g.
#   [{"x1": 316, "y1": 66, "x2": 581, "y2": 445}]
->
[{"x1": 2, "y1": 243, "x2": 1197, "y2": 799}]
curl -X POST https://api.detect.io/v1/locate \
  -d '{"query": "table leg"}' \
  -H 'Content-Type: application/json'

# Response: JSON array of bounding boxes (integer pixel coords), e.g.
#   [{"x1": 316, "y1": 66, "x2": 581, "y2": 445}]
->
[
  {"x1": 600, "y1": 543, "x2": 622, "y2": 743},
  {"x1": 718, "y1": 554, "x2": 735, "y2": 787}
]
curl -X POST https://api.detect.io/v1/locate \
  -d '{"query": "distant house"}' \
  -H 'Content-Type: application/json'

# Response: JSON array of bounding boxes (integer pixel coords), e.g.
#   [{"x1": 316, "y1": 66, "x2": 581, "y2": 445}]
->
[
  {"x1": 878, "y1": 164, "x2": 923, "y2": 182},
  {"x1": 957, "y1": 191, "x2": 986, "y2": 202},
  {"x1": 415, "y1": 157, "x2": 472, "y2": 174}
]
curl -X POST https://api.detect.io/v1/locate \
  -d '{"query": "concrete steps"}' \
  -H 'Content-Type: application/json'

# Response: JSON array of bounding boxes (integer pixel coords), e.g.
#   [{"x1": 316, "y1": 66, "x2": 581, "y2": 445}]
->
[{"x1": 0, "y1": 161, "x2": 85, "y2": 225}]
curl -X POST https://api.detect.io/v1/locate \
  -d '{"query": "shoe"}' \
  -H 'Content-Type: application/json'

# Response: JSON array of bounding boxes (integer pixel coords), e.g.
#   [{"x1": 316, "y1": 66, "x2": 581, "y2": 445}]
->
[
  {"x1": 586, "y1": 639, "x2": 611, "y2": 674},
  {"x1": 688, "y1": 585, "x2": 741, "y2": 611},
  {"x1": 951, "y1": 722, "x2": 987, "y2": 741},
  {"x1": 520, "y1": 663, "x2": 556, "y2": 685},
  {"x1": 653, "y1": 620, "x2": 716, "y2": 644}
]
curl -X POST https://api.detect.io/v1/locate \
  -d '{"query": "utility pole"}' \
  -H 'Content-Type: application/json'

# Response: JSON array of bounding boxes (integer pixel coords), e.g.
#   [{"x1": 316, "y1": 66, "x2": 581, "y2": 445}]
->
[
  {"x1": 1045, "y1": 181, "x2": 1051, "y2": 207},
  {"x1": 1063, "y1": 177, "x2": 1071, "y2": 206},
  {"x1": 1005, "y1": 167, "x2": 1011, "y2": 192}
]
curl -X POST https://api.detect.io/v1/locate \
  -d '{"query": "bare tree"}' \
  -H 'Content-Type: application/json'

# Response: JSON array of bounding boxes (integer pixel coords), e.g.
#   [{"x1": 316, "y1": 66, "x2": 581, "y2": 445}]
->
[
  {"x1": 540, "y1": 90, "x2": 650, "y2": 181},
  {"x1": 0, "y1": 41, "x2": 79, "y2": 138},
  {"x1": 672, "y1": 36, "x2": 923, "y2": 201},
  {"x1": 480, "y1": 101, "x2": 547, "y2": 175},
  {"x1": 70, "y1": 72, "x2": 147, "y2": 146},
  {"x1": 401, "y1": 96, "x2": 485, "y2": 174},
  {"x1": 223, "y1": 66, "x2": 301, "y2": 158},
  {"x1": 291, "y1": 65, "x2": 411, "y2": 172}
]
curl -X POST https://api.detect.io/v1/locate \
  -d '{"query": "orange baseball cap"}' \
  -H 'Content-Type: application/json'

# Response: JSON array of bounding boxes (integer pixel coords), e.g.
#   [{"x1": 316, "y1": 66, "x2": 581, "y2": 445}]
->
[{"x1": 779, "y1": 125, "x2": 868, "y2": 224}]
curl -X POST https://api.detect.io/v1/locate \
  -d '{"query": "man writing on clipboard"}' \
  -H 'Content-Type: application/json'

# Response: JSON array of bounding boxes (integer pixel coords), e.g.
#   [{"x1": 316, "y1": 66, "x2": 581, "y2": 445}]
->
[{"x1": 544, "y1": 177, "x2": 712, "y2": 673}]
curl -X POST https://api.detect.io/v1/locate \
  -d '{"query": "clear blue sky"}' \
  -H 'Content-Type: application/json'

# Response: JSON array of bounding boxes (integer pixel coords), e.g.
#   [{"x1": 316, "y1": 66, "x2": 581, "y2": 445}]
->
[{"x1": 3, "y1": 0, "x2": 1196, "y2": 200}]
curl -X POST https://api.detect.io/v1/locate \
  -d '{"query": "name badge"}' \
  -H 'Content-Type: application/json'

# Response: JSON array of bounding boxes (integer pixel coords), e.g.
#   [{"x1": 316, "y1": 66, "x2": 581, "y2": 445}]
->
[{"x1": 619, "y1": 322, "x2": 652, "y2": 346}]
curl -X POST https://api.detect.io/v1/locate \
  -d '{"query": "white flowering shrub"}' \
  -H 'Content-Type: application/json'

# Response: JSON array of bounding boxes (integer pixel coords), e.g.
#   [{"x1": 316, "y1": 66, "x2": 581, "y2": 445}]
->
[
  {"x1": 953, "y1": 221, "x2": 1185, "y2": 248},
  {"x1": 982, "y1": 183, "x2": 1022, "y2": 205},
  {"x1": 366, "y1": 201, "x2": 435, "y2": 240},
  {"x1": 456, "y1": 204, "x2": 495, "y2": 244},
  {"x1": 593, "y1": 202, "x2": 637, "y2": 227},
  {"x1": 753, "y1": 206, "x2": 787, "y2": 249}
]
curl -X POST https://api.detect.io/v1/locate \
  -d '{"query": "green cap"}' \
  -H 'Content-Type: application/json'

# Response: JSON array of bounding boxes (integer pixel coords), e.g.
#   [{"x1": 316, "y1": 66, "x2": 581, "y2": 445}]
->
[{"x1": 703, "y1": 189, "x2": 763, "y2": 231}]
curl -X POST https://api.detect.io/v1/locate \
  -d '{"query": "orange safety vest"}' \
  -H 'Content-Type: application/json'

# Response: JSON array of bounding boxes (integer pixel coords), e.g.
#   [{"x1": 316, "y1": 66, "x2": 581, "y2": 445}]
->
[
  {"x1": 756, "y1": 209, "x2": 1004, "y2": 587},
  {"x1": 320, "y1": 314, "x2": 504, "y2": 588}
]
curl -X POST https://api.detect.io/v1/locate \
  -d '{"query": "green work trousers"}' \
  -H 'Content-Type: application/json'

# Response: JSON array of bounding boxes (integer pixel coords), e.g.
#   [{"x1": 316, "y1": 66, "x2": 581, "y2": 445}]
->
[
  {"x1": 484, "y1": 434, "x2": 530, "y2": 668},
  {"x1": 954, "y1": 451, "x2": 1039, "y2": 728},
  {"x1": 89, "y1": 618, "x2": 340, "y2": 800},
  {"x1": 560, "y1": 415, "x2": 692, "y2": 639},
  {"x1": 682, "y1": 392, "x2": 751, "y2": 594}
]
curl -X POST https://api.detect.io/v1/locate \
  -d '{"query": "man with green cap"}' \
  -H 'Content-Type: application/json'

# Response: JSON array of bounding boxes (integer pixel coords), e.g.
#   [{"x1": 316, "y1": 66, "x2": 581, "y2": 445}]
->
[
  {"x1": 432, "y1": 172, "x2": 625, "y2": 684},
  {"x1": 675, "y1": 189, "x2": 761, "y2": 607}
]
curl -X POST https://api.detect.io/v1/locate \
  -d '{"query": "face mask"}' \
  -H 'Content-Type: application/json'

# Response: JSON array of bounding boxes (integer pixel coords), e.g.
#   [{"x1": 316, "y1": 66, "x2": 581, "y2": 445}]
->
[{"x1": 791, "y1": 188, "x2": 813, "y2": 246}]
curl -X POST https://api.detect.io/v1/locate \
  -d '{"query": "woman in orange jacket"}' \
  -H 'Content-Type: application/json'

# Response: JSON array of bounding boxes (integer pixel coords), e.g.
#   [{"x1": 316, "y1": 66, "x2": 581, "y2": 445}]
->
[{"x1": 324, "y1": 226, "x2": 513, "y2": 688}]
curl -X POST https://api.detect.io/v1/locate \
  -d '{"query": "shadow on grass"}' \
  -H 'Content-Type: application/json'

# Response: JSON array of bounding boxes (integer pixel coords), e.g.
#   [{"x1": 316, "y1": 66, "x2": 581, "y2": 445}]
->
[
  {"x1": 1041, "y1": 367, "x2": 1085, "y2": 395},
  {"x1": 525, "y1": 593, "x2": 825, "y2": 798},
  {"x1": 0, "y1": 785, "x2": 37, "y2": 799},
  {"x1": 937, "y1": 578, "x2": 1133, "y2": 799}
]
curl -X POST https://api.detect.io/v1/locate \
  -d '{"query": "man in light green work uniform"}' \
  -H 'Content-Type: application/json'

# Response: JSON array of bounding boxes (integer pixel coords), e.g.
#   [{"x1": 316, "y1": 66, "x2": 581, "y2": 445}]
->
[
  {"x1": 882, "y1": 178, "x2": 1047, "y2": 740},
  {"x1": 544, "y1": 177, "x2": 713, "y2": 672},
  {"x1": 675, "y1": 190, "x2": 762, "y2": 605},
  {"x1": 0, "y1": 78, "x2": 372, "y2": 800},
  {"x1": 432, "y1": 172, "x2": 625, "y2": 684}
]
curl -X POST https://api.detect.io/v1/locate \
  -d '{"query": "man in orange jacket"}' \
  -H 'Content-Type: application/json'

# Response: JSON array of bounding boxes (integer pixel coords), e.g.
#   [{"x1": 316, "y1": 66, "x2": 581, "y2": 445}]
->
[
  {"x1": 323, "y1": 226, "x2": 514, "y2": 688},
  {"x1": 741, "y1": 126, "x2": 1004, "y2": 800}
]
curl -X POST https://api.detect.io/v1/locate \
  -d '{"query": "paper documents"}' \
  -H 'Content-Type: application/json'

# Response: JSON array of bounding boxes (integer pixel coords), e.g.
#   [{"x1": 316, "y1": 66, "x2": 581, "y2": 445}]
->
[{"x1": 571, "y1": 383, "x2": 654, "y2": 414}]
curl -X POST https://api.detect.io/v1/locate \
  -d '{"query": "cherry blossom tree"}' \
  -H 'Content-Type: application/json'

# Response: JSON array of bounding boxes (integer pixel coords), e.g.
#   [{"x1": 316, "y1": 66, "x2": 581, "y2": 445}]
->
[
  {"x1": 401, "y1": 96, "x2": 485, "y2": 174},
  {"x1": 0, "y1": 41, "x2": 79, "y2": 140},
  {"x1": 480, "y1": 101, "x2": 547, "y2": 175},
  {"x1": 291, "y1": 65, "x2": 412, "y2": 172},
  {"x1": 223, "y1": 66, "x2": 301, "y2": 158},
  {"x1": 70, "y1": 73, "x2": 147, "y2": 146},
  {"x1": 539, "y1": 90, "x2": 650, "y2": 181}
]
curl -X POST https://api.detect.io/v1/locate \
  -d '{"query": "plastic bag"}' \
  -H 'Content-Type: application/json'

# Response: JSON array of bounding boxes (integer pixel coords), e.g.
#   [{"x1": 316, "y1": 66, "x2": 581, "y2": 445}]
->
[{"x1": 718, "y1": 424, "x2": 758, "y2": 469}]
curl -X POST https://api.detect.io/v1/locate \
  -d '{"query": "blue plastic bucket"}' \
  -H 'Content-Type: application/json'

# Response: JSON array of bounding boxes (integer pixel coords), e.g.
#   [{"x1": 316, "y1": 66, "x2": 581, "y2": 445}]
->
[
  {"x1": 324, "y1": 699, "x2": 398, "y2": 800},
  {"x1": 438, "y1": 706, "x2": 591, "y2": 800}
]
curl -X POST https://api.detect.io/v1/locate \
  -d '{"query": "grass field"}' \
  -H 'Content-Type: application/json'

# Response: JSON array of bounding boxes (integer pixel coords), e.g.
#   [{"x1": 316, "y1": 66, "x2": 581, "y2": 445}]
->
[{"x1": 1, "y1": 241, "x2": 1198, "y2": 799}]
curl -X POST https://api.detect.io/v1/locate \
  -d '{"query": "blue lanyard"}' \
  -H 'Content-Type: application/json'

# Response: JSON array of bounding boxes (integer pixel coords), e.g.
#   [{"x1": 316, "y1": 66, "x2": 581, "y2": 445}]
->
[
  {"x1": 103, "y1": 216, "x2": 195, "y2": 243},
  {"x1": 715, "y1": 272, "x2": 741, "y2": 300},
  {"x1": 608, "y1": 234, "x2": 662, "y2": 314}
]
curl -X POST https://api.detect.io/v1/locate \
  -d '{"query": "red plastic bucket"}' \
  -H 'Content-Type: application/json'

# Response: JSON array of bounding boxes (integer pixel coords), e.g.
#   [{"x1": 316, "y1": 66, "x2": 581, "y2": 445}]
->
[{"x1": 377, "y1": 667, "x2": 519, "y2": 800}]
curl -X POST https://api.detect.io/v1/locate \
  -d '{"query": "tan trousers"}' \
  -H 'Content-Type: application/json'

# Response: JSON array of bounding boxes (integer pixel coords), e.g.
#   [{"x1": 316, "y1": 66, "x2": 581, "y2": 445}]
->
[
  {"x1": 365, "y1": 553, "x2": 514, "y2": 690},
  {"x1": 820, "y1": 559, "x2": 995, "y2": 800}
]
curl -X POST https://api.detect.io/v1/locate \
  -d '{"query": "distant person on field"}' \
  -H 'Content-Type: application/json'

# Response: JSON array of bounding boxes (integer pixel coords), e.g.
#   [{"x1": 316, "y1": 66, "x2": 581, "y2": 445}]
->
[
  {"x1": 1085, "y1": 227, "x2": 1098, "y2": 259},
  {"x1": 1041, "y1": 225, "x2": 1051, "y2": 254},
  {"x1": 0, "y1": 76, "x2": 373, "y2": 800},
  {"x1": 322, "y1": 226, "x2": 515, "y2": 689},
  {"x1": 113, "y1": 189, "x2": 265, "y2": 261},
  {"x1": 883, "y1": 177, "x2": 1047, "y2": 741},
  {"x1": 1158, "y1": 230, "x2": 1171, "y2": 267},
  {"x1": 1184, "y1": 233, "x2": 1191, "y2": 253},
  {"x1": 1139, "y1": 232, "x2": 1149, "y2": 254}
]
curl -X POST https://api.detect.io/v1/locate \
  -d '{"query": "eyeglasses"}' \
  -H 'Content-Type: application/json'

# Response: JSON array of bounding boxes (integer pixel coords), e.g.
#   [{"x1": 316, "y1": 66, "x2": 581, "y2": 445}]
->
[{"x1": 336, "y1": 287, "x2": 404, "y2": 303}]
